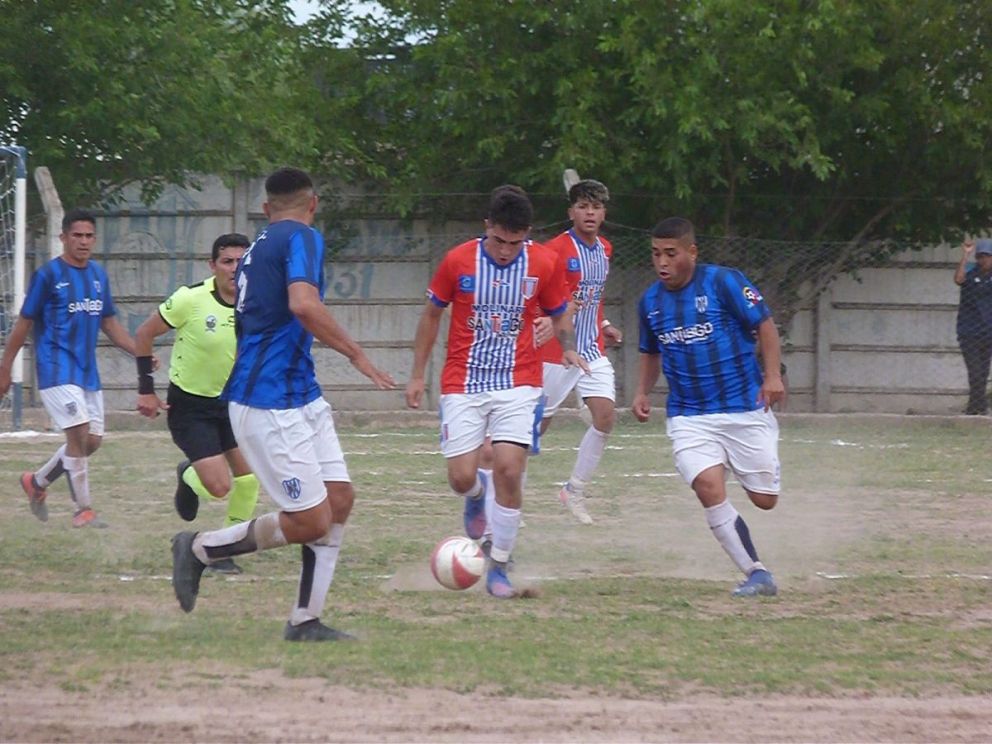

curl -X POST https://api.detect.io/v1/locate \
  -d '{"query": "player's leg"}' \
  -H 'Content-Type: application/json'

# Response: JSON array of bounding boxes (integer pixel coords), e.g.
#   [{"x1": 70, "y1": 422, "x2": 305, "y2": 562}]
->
[
  {"x1": 168, "y1": 386, "x2": 234, "y2": 521},
  {"x1": 723, "y1": 410, "x2": 780, "y2": 596},
  {"x1": 960, "y1": 338, "x2": 990, "y2": 414},
  {"x1": 172, "y1": 402, "x2": 318, "y2": 614},
  {"x1": 669, "y1": 414, "x2": 773, "y2": 596},
  {"x1": 559, "y1": 358, "x2": 616, "y2": 524},
  {"x1": 440, "y1": 393, "x2": 489, "y2": 539},
  {"x1": 484, "y1": 386, "x2": 541, "y2": 598}
]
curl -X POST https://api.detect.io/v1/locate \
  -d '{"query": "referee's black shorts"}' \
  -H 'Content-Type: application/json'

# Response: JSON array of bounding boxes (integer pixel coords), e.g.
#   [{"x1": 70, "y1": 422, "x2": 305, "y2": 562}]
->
[{"x1": 166, "y1": 383, "x2": 238, "y2": 463}]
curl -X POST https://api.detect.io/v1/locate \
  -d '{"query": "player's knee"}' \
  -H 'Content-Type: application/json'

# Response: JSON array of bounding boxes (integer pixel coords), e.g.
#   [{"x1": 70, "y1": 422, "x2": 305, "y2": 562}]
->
[
  {"x1": 85, "y1": 437, "x2": 102, "y2": 456},
  {"x1": 747, "y1": 491, "x2": 778, "y2": 510},
  {"x1": 203, "y1": 475, "x2": 232, "y2": 500}
]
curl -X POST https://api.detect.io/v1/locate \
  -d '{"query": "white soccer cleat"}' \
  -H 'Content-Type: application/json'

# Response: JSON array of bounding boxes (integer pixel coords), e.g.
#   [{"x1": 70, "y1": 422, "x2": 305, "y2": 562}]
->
[{"x1": 559, "y1": 483, "x2": 594, "y2": 525}]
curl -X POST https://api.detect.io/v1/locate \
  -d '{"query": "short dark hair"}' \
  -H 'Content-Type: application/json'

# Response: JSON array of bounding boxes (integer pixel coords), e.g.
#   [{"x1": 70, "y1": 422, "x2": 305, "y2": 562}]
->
[
  {"x1": 211, "y1": 232, "x2": 250, "y2": 261},
  {"x1": 651, "y1": 217, "x2": 695, "y2": 243},
  {"x1": 488, "y1": 185, "x2": 533, "y2": 232},
  {"x1": 265, "y1": 166, "x2": 313, "y2": 197},
  {"x1": 568, "y1": 179, "x2": 609, "y2": 206},
  {"x1": 62, "y1": 208, "x2": 96, "y2": 233}
]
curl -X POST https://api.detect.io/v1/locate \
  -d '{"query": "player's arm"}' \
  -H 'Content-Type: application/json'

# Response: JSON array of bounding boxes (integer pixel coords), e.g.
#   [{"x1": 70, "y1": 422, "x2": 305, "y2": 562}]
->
[
  {"x1": 133, "y1": 311, "x2": 172, "y2": 418},
  {"x1": 955, "y1": 240, "x2": 975, "y2": 286},
  {"x1": 288, "y1": 280, "x2": 395, "y2": 390},
  {"x1": 632, "y1": 353, "x2": 661, "y2": 422},
  {"x1": 0, "y1": 316, "x2": 33, "y2": 397},
  {"x1": 406, "y1": 300, "x2": 444, "y2": 409},
  {"x1": 755, "y1": 317, "x2": 785, "y2": 411},
  {"x1": 550, "y1": 305, "x2": 589, "y2": 374}
]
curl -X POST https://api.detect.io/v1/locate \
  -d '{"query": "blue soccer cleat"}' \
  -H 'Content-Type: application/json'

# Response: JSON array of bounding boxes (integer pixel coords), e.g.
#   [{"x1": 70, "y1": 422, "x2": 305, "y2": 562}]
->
[
  {"x1": 732, "y1": 568, "x2": 778, "y2": 597},
  {"x1": 486, "y1": 563, "x2": 517, "y2": 599},
  {"x1": 463, "y1": 471, "x2": 488, "y2": 539}
]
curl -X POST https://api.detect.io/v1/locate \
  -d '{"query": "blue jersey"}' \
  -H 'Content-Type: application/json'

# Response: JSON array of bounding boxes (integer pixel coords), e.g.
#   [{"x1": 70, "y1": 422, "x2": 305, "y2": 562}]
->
[
  {"x1": 20, "y1": 257, "x2": 117, "y2": 391},
  {"x1": 222, "y1": 220, "x2": 324, "y2": 409},
  {"x1": 638, "y1": 264, "x2": 771, "y2": 416}
]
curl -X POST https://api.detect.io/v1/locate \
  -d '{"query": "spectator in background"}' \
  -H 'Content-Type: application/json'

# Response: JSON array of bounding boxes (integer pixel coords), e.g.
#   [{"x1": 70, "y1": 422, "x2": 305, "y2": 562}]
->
[{"x1": 953, "y1": 239, "x2": 992, "y2": 415}]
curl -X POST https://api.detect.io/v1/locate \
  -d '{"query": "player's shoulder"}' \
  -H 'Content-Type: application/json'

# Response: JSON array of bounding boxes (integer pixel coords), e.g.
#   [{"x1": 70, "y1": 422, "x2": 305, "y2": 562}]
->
[
  {"x1": 599, "y1": 234, "x2": 614, "y2": 256},
  {"x1": 441, "y1": 238, "x2": 480, "y2": 266},
  {"x1": 526, "y1": 241, "x2": 558, "y2": 273},
  {"x1": 543, "y1": 231, "x2": 572, "y2": 252}
]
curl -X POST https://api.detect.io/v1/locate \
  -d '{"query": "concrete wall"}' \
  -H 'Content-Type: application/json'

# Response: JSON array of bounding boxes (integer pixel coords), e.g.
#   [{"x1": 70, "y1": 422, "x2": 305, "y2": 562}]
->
[{"x1": 23, "y1": 177, "x2": 974, "y2": 415}]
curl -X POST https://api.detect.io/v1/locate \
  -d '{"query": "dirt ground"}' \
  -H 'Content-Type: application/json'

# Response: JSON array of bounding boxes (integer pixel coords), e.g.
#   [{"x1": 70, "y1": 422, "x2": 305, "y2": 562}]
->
[{"x1": 2, "y1": 671, "x2": 991, "y2": 743}]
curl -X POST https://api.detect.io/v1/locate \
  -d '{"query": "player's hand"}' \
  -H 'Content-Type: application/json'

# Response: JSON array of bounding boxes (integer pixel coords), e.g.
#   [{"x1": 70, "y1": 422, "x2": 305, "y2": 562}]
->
[
  {"x1": 405, "y1": 377, "x2": 425, "y2": 409},
  {"x1": 352, "y1": 353, "x2": 396, "y2": 390},
  {"x1": 963, "y1": 240, "x2": 976, "y2": 256},
  {"x1": 532, "y1": 317, "x2": 553, "y2": 347},
  {"x1": 757, "y1": 375, "x2": 786, "y2": 412},
  {"x1": 562, "y1": 350, "x2": 590, "y2": 374},
  {"x1": 603, "y1": 323, "x2": 623, "y2": 346},
  {"x1": 151, "y1": 354, "x2": 162, "y2": 371},
  {"x1": 137, "y1": 392, "x2": 168, "y2": 418},
  {"x1": 0, "y1": 368, "x2": 11, "y2": 398},
  {"x1": 631, "y1": 393, "x2": 651, "y2": 422}
]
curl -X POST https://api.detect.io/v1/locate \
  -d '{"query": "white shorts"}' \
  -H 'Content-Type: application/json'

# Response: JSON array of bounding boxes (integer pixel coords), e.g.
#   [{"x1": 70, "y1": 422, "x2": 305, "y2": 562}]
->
[
  {"x1": 440, "y1": 386, "x2": 542, "y2": 458},
  {"x1": 39, "y1": 385, "x2": 105, "y2": 436},
  {"x1": 229, "y1": 397, "x2": 350, "y2": 513},
  {"x1": 666, "y1": 409, "x2": 781, "y2": 494},
  {"x1": 542, "y1": 356, "x2": 615, "y2": 418}
]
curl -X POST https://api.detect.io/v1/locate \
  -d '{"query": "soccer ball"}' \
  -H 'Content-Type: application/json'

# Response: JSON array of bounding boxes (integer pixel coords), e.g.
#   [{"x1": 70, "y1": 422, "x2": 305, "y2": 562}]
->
[{"x1": 430, "y1": 535, "x2": 485, "y2": 590}]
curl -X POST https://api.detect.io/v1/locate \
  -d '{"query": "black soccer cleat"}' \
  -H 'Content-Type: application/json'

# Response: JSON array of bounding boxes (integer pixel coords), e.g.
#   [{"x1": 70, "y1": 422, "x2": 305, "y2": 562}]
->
[
  {"x1": 283, "y1": 619, "x2": 357, "y2": 642},
  {"x1": 174, "y1": 460, "x2": 199, "y2": 522},
  {"x1": 171, "y1": 531, "x2": 206, "y2": 612}
]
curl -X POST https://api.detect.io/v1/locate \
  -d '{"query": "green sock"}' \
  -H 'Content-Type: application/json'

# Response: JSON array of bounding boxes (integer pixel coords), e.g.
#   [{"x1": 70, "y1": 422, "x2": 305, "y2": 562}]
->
[
  {"x1": 182, "y1": 465, "x2": 213, "y2": 502},
  {"x1": 224, "y1": 473, "x2": 259, "y2": 528}
]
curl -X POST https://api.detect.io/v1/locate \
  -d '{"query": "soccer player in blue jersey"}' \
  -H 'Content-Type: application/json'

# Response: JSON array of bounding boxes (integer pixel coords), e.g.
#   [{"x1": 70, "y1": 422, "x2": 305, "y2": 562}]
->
[
  {"x1": 170, "y1": 167, "x2": 395, "y2": 641},
  {"x1": 0, "y1": 208, "x2": 141, "y2": 528},
  {"x1": 631, "y1": 217, "x2": 785, "y2": 597}
]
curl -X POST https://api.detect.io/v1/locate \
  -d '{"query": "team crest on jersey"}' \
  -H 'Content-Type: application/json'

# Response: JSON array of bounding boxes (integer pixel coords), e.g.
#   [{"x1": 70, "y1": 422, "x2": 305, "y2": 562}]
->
[
  {"x1": 65, "y1": 402, "x2": 77, "y2": 416},
  {"x1": 205, "y1": 315, "x2": 217, "y2": 333},
  {"x1": 521, "y1": 276, "x2": 537, "y2": 299},
  {"x1": 567, "y1": 257, "x2": 580, "y2": 272},
  {"x1": 742, "y1": 286, "x2": 763, "y2": 306},
  {"x1": 458, "y1": 274, "x2": 475, "y2": 292},
  {"x1": 695, "y1": 295, "x2": 709, "y2": 313},
  {"x1": 281, "y1": 477, "x2": 302, "y2": 501}
]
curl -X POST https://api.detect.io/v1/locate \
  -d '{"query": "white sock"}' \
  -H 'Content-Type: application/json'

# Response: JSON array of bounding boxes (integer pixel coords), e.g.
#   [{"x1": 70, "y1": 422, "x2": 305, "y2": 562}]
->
[
  {"x1": 61, "y1": 455, "x2": 90, "y2": 509},
  {"x1": 290, "y1": 523, "x2": 345, "y2": 626},
  {"x1": 569, "y1": 427, "x2": 608, "y2": 490},
  {"x1": 35, "y1": 444, "x2": 67, "y2": 487},
  {"x1": 481, "y1": 468, "x2": 495, "y2": 538},
  {"x1": 705, "y1": 500, "x2": 764, "y2": 576},
  {"x1": 490, "y1": 502, "x2": 522, "y2": 563},
  {"x1": 455, "y1": 474, "x2": 484, "y2": 501},
  {"x1": 193, "y1": 512, "x2": 287, "y2": 564}
]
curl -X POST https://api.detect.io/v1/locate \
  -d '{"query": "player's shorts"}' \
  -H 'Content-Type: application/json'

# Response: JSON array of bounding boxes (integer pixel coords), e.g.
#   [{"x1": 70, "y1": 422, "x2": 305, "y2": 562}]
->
[
  {"x1": 229, "y1": 397, "x2": 350, "y2": 513},
  {"x1": 440, "y1": 386, "x2": 542, "y2": 458},
  {"x1": 167, "y1": 383, "x2": 237, "y2": 463},
  {"x1": 542, "y1": 356, "x2": 615, "y2": 418},
  {"x1": 666, "y1": 408, "x2": 781, "y2": 495},
  {"x1": 39, "y1": 385, "x2": 105, "y2": 436}
]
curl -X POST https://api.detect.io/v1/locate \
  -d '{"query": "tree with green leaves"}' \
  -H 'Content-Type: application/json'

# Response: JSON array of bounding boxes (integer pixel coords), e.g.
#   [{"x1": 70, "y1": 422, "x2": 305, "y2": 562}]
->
[
  {"x1": 0, "y1": 0, "x2": 322, "y2": 207},
  {"x1": 308, "y1": 0, "x2": 992, "y2": 320}
]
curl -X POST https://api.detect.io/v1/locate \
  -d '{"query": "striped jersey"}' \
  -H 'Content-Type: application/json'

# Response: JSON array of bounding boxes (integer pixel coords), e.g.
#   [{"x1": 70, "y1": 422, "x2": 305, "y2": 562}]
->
[
  {"x1": 638, "y1": 264, "x2": 771, "y2": 416},
  {"x1": 221, "y1": 220, "x2": 324, "y2": 409},
  {"x1": 20, "y1": 256, "x2": 117, "y2": 391},
  {"x1": 428, "y1": 237, "x2": 569, "y2": 394},
  {"x1": 540, "y1": 229, "x2": 612, "y2": 364},
  {"x1": 159, "y1": 276, "x2": 235, "y2": 398}
]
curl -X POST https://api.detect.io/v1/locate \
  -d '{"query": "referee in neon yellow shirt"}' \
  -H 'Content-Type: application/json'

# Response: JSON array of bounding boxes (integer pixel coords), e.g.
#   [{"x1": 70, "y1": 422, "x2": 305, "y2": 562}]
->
[{"x1": 135, "y1": 233, "x2": 259, "y2": 574}]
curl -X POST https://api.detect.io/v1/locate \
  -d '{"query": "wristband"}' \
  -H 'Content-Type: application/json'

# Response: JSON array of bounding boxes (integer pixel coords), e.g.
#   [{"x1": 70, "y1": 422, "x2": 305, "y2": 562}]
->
[{"x1": 137, "y1": 356, "x2": 155, "y2": 395}]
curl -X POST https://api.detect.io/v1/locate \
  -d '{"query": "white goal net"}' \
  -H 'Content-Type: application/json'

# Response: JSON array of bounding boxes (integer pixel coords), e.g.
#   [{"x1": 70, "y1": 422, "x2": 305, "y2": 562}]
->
[{"x1": 0, "y1": 144, "x2": 27, "y2": 430}]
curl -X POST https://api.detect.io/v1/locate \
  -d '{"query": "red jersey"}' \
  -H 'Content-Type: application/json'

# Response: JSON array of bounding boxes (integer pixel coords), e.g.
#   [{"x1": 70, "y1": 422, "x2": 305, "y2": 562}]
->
[
  {"x1": 540, "y1": 230, "x2": 613, "y2": 364},
  {"x1": 428, "y1": 237, "x2": 569, "y2": 394}
]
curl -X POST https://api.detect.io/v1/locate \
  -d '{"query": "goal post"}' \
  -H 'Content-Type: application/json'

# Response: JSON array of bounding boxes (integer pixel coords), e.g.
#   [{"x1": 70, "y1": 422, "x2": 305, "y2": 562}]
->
[{"x1": 0, "y1": 144, "x2": 27, "y2": 430}]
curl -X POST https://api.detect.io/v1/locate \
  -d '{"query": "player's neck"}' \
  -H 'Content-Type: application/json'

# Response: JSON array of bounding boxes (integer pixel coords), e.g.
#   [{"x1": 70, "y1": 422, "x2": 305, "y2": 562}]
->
[
  {"x1": 570, "y1": 226, "x2": 598, "y2": 246},
  {"x1": 268, "y1": 210, "x2": 312, "y2": 226}
]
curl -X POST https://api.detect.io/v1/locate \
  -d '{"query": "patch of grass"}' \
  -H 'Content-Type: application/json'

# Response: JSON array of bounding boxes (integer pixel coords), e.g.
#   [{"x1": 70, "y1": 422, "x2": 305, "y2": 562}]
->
[{"x1": 1, "y1": 416, "x2": 991, "y2": 700}]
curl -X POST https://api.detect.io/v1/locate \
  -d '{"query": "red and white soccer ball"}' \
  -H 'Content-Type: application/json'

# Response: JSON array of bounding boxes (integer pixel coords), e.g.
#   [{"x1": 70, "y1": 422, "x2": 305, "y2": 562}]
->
[{"x1": 430, "y1": 535, "x2": 485, "y2": 590}]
